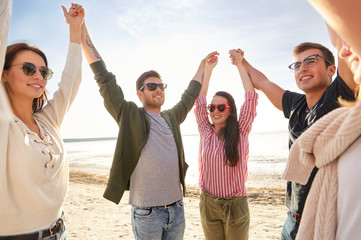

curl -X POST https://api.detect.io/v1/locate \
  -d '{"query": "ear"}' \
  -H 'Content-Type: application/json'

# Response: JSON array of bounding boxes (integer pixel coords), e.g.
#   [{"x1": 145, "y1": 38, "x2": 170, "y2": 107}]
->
[
  {"x1": 327, "y1": 65, "x2": 336, "y2": 77},
  {"x1": 137, "y1": 90, "x2": 144, "y2": 102},
  {"x1": 1, "y1": 70, "x2": 7, "y2": 83}
]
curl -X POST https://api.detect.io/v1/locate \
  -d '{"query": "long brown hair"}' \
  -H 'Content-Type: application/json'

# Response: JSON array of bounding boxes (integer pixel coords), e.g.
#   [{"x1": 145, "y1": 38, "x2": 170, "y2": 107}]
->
[
  {"x1": 214, "y1": 91, "x2": 239, "y2": 167},
  {"x1": 3, "y1": 43, "x2": 48, "y2": 113}
]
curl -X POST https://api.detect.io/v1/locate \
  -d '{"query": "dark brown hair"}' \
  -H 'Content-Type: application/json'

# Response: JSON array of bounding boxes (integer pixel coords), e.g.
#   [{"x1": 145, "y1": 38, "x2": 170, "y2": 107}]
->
[
  {"x1": 3, "y1": 43, "x2": 48, "y2": 113},
  {"x1": 293, "y1": 42, "x2": 335, "y2": 68},
  {"x1": 214, "y1": 91, "x2": 239, "y2": 167},
  {"x1": 136, "y1": 70, "x2": 161, "y2": 90}
]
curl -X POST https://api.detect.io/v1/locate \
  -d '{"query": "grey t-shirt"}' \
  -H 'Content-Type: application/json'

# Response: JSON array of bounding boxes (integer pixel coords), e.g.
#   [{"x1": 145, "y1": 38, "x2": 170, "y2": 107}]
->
[{"x1": 129, "y1": 110, "x2": 183, "y2": 207}]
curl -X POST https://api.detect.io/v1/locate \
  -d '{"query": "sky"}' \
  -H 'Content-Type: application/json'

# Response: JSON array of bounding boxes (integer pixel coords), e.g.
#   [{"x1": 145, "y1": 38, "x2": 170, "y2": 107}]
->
[{"x1": 7, "y1": 0, "x2": 335, "y2": 138}]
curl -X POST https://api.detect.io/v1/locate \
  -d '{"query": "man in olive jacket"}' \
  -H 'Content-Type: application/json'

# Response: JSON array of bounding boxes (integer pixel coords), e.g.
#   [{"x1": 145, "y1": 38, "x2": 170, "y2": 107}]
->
[{"x1": 80, "y1": 23, "x2": 215, "y2": 239}]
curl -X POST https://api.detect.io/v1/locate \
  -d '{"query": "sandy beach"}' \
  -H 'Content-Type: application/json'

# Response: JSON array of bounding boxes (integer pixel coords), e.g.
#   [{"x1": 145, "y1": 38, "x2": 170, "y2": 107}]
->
[{"x1": 64, "y1": 164, "x2": 287, "y2": 239}]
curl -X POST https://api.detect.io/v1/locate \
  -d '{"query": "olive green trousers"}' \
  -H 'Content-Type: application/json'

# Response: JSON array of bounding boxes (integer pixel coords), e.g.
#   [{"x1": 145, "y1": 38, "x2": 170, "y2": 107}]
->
[{"x1": 199, "y1": 191, "x2": 250, "y2": 240}]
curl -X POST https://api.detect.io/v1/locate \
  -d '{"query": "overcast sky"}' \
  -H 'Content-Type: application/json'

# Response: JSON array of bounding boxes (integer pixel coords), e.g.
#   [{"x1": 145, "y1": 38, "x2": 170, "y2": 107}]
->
[{"x1": 7, "y1": 0, "x2": 334, "y2": 138}]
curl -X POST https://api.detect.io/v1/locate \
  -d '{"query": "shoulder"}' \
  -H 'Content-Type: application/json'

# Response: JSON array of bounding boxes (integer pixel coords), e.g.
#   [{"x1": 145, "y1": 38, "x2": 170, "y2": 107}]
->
[{"x1": 283, "y1": 90, "x2": 305, "y2": 105}]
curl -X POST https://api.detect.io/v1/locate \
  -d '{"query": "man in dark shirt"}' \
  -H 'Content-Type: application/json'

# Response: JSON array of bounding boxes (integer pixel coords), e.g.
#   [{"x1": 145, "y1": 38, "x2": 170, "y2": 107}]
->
[{"x1": 243, "y1": 31, "x2": 357, "y2": 239}]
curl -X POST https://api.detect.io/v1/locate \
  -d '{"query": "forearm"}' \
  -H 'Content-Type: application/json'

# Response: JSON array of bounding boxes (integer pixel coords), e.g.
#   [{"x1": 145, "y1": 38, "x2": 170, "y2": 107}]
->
[
  {"x1": 44, "y1": 43, "x2": 82, "y2": 126},
  {"x1": 168, "y1": 80, "x2": 201, "y2": 123},
  {"x1": 308, "y1": 0, "x2": 361, "y2": 57},
  {"x1": 90, "y1": 61, "x2": 125, "y2": 120},
  {"x1": 237, "y1": 64, "x2": 255, "y2": 92},
  {"x1": 192, "y1": 60, "x2": 205, "y2": 84},
  {"x1": 0, "y1": 0, "x2": 12, "y2": 120},
  {"x1": 199, "y1": 68, "x2": 212, "y2": 96},
  {"x1": 242, "y1": 60, "x2": 284, "y2": 110},
  {"x1": 242, "y1": 59, "x2": 268, "y2": 90},
  {"x1": 69, "y1": 23, "x2": 81, "y2": 44},
  {"x1": 81, "y1": 23, "x2": 102, "y2": 64}
]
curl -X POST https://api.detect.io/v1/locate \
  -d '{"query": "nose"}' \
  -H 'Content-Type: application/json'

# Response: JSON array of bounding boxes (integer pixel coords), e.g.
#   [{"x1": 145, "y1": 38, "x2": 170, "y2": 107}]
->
[
  {"x1": 32, "y1": 68, "x2": 44, "y2": 80},
  {"x1": 339, "y1": 44, "x2": 352, "y2": 59},
  {"x1": 297, "y1": 62, "x2": 309, "y2": 73}
]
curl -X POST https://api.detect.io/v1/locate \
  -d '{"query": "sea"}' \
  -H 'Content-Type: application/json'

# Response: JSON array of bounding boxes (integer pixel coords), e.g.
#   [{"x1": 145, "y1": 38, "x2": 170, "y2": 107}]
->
[{"x1": 64, "y1": 131, "x2": 289, "y2": 185}]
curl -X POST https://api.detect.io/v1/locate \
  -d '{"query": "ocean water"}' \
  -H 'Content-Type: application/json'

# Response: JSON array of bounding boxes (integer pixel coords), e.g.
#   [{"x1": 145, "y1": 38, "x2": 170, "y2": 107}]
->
[{"x1": 65, "y1": 131, "x2": 289, "y2": 185}]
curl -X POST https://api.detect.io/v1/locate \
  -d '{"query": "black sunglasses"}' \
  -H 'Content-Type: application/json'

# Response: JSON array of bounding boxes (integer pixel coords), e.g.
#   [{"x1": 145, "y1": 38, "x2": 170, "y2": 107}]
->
[
  {"x1": 8, "y1": 62, "x2": 53, "y2": 80},
  {"x1": 208, "y1": 104, "x2": 231, "y2": 112},
  {"x1": 139, "y1": 83, "x2": 167, "y2": 91},
  {"x1": 288, "y1": 54, "x2": 332, "y2": 72}
]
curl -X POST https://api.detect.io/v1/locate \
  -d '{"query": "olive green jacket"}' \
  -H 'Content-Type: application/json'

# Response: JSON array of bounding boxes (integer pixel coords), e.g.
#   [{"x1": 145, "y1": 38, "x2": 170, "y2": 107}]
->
[{"x1": 90, "y1": 61, "x2": 201, "y2": 204}]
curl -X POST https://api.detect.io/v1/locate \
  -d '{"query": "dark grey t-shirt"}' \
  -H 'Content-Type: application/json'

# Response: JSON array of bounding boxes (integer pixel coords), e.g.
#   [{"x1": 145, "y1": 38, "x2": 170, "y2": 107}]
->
[{"x1": 282, "y1": 74, "x2": 355, "y2": 217}]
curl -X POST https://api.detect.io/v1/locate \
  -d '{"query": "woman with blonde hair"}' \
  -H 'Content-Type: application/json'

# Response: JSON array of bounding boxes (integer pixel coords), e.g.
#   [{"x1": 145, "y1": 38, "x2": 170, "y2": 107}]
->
[{"x1": 283, "y1": 1, "x2": 361, "y2": 238}]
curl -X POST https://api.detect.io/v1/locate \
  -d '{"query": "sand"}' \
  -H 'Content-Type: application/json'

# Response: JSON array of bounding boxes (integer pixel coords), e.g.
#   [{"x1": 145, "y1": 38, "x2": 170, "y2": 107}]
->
[{"x1": 64, "y1": 164, "x2": 288, "y2": 239}]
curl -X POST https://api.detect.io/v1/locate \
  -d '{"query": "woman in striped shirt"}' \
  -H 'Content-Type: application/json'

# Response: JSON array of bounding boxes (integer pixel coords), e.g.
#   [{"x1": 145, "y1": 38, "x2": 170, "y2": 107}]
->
[{"x1": 194, "y1": 49, "x2": 258, "y2": 240}]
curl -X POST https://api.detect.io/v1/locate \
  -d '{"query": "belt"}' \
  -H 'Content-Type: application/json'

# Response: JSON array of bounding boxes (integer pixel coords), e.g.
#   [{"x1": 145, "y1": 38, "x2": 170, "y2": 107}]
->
[
  {"x1": 0, "y1": 218, "x2": 64, "y2": 240},
  {"x1": 291, "y1": 213, "x2": 301, "y2": 222},
  {"x1": 164, "y1": 201, "x2": 178, "y2": 208}
]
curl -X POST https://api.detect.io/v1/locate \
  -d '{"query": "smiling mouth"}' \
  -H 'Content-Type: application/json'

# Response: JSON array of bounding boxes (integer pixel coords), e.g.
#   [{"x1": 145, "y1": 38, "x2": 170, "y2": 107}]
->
[
  {"x1": 28, "y1": 84, "x2": 43, "y2": 89},
  {"x1": 300, "y1": 75, "x2": 312, "y2": 81}
]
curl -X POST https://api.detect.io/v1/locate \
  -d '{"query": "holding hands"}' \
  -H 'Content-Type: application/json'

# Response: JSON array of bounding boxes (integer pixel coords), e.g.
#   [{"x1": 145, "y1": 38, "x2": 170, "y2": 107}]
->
[
  {"x1": 229, "y1": 48, "x2": 245, "y2": 67},
  {"x1": 61, "y1": 3, "x2": 84, "y2": 43},
  {"x1": 204, "y1": 51, "x2": 220, "y2": 71},
  {"x1": 62, "y1": 3, "x2": 84, "y2": 26},
  {"x1": 199, "y1": 48, "x2": 254, "y2": 95}
]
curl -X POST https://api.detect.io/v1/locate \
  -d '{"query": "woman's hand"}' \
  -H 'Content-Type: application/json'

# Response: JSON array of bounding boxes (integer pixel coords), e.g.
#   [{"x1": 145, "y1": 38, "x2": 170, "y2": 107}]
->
[
  {"x1": 204, "y1": 51, "x2": 219, "y2": 71},
  {"x1": 229, "y1": 49, "x2": 244, "y2": 67},
  {"x1": 61, "y1": 3, "x2": 84, "y2": 44}
]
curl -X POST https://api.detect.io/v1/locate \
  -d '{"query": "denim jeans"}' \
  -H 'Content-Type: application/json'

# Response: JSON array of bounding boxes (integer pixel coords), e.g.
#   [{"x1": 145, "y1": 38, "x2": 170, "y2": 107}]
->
[
  {"x1": 280, "y1": 212, "x2": 299, "y2": 240},
  {"x1": 131, "y1": 200, "x2": 185, "y2": 240}
]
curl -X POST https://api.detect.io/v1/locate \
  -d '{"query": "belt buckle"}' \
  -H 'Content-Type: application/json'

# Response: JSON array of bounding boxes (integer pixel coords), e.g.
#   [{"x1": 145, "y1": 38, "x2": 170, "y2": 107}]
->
[
  {"x1": 49, "y1": 218, "x2": 63, "y2": 237},
  {"x1": 164, "y1": 201, "x2": 177, "y2": 208}
]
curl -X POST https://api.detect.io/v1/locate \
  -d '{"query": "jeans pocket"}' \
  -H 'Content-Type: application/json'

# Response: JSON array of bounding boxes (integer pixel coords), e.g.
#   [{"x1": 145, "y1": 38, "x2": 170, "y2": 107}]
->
[
  {"x1": 134, "y1": 207, "x2": 153, "y2": 217},
  {"x1": 177, "y1": 200, "x2": 184, "y2": 208}
]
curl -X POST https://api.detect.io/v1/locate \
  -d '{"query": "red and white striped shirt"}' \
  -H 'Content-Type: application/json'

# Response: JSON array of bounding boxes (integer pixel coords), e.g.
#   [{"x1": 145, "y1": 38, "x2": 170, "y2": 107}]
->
[{"x1": 194, "y1": 92, "x2": 258, "y2": 198}]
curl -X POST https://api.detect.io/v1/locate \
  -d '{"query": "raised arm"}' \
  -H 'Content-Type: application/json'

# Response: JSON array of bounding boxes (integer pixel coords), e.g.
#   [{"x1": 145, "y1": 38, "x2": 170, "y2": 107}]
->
[
  {"x1": 326, "y1": 24, "x2": 357, "y2": 92},
  {"x1": 61, "y1": 3, "x2": 84, "y2": 44},
  {"x1": 229, "y1": 49, "x2": 255, "y2": 92},
  {"x1": 80, "y1": 23, "x2": 102, "y2": 64},
  {"x1": 191, "y1": 51, "x2": 218, "y2": 88},
  {"x1": 0, "y1": 0, "x2": 12, "y2": 121},
  {"x1": 42, "y1": 4, "x2": 83, "y2": 126},
  {"x1": 242, "y1": 58, "x2": 285, "y2": 111},
  {"x1": 199, "y1": 51, "x2": 219, "y2": 96},
  {"x1": 62, "y1": 4, "x2": 100, "y2": 63},
  {"x1": 308, "y1": 0, "x2": 361, "y2": 59}
]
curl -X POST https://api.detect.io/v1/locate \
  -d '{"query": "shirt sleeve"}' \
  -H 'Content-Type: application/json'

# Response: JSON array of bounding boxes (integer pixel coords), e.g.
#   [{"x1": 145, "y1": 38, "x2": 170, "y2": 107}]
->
[
  {"x1": 0, "y1": 0, "x2": 12, "y2": 122},
  {"x1": 38, "y1": 43, "x2": 82, "y2": 127},
  {"x1": 194, "y1": 96, "x2": 212, "y2": 135},
  {"x1": 239, "y1": 92, "x2": 258, "y2": 136}
]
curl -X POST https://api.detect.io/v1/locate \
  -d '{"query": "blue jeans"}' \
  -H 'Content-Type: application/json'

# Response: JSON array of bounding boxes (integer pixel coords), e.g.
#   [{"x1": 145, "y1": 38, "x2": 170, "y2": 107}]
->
[
  {"x1": 280, "y1": 212, "x2": 299, "y2": 240},
  {"x1": 131, "y1": 200, "x2": 185, "y2": 240}
]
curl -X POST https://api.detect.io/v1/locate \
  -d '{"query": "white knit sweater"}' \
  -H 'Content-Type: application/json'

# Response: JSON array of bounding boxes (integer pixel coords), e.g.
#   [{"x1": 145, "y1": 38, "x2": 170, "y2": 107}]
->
[
  {"x1": 0, "y1": 0, "x2": 12, "y2": 120},
  {"x1": 283, "y1": 100, "x2": 361, "y2": 240},
  {"x1": 0, "y1": 43, "x2": 82, "y2": 234}
]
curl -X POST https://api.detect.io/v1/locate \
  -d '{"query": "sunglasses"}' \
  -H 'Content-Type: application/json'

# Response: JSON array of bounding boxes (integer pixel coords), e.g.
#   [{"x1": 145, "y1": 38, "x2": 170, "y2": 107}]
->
[
  {"x1": 8, "y1": 62, "x2": 53, "y2": 80},
  {"x1": 208, "y1": 104, "x2": 231, "y2": 112},
  {"x1": 139, "y1": 83, "x2": 167, "y2": 91},
  {"x1": 288, "y1": 54, "x2": 332, "y2": 72}
]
